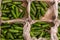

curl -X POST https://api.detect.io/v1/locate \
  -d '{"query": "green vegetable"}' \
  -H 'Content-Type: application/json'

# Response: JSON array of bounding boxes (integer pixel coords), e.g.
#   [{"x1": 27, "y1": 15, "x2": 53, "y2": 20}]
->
[
  {"x1": 35, "y1": 9, "x2": 41, "y2": 19},
  {"x1": 13, "y1": 2, "x2": 22, "y2": 5},
  {"x1": 1, "y1": 17, "x2": 9, "y2": 20},
  {"x1": 11, "y1": 10, "x2": 17, "y2": 18},
  {"x1": 2, "y1": 0, "x2": 12, "y2": 3},
  {"x1": 30, "y1": 12, "x2": 36, "y2": 20},
  {"x1": 15, "y1": 7, "x2": 19, "y2": 18},
  {"x1": 1, "y1": 38, "x2": 5, "y2": 40},
  {"x1": 9, "y1": 29, "x2": 19, "y2": 33},
  {"x1": 13, "y1": 25, "x2": 23, "y2": 30},
  {"x1": 19, "y1": 10, "x2": 25, "y2": 18},
  {"x1": 40, "y1": 8, "x2": 45, "y2": 16},
  {"x1": 39, "y1": 1, "x2": 48, "y2": 10},
  {"x1": 7, "y1": 33, "x2": 14, "y2": 39},
  {"x1": 2, "y1": 10, "x2": 10, "y2": 13},
  {"x1": 30, "y1": 7, "x2": 36, "y2": 15},
  {"x1": 31, "y1": 2, "x2": 36, "y2": 11},
  {"x1": 18, "y1": 5, "x2": 26, "y2": 10},
  {"x1": 30, "y1": 1, "x2": 48, "y2": 20},
  {"x1": 30, "y1": 22, "x2": 50, "y2": 39}
]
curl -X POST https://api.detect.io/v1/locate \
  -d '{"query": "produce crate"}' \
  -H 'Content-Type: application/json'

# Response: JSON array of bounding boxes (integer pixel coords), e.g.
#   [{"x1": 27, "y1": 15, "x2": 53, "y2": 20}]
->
[{"x1": 0, "y1": 0, "x2": 60, "y2": 40}]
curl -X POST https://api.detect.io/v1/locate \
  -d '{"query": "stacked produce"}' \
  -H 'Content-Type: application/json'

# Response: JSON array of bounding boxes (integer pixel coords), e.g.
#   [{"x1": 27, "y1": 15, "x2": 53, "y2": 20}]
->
[
  {"x1": 58, "y1": 3, "x2": 60, "y2": 19},
  {"x1": 58, "y1": 26, "x2": 60, "y2": 40},
  {"x1": 1, "y1": 23, "x2": 23, "y2": 40},
  {"x1": 30, "y1": 1, "x2": 51, "y2": 40},
  {"x1": 30, "y1": 1, "x2": 49, "y2": 20},
  {"x1": 1, "y1": 0, "x2": 25, "y2": 40},
  {"x1": 1, "y1": 0, "x2": 55, "y2": 40},
  {"x1": 58, "y1": 3, "x2": 60, "y2": 40},
  {"x1": 1, "y1": 0, "x2": 26, "y2": 20},
  {"x1": 30, "y1": 22, "x2": 51, "y2": 40}
]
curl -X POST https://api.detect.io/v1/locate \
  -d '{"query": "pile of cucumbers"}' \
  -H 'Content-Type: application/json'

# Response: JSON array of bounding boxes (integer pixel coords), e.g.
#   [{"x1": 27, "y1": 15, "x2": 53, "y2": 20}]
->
[
  {"x1": 30, "y1": 22, "x2": 51, "y2": 40},
  {"x1": 30, "y1": 2, "x2": 50, "y2": 39},
  {"x1": 1, "y1": 23, "x2": 23, "y2": 40},
  {"x1": 58, "y1": 3, "x2": 60, "y2": 40},
  {"x1": 1, "y1": 0, "x2": 53, "y2": 40},
  {"x1": 58, "y1": 26, "x2": 60, "y2": 40},
  {"x1": 1, "y1": 0, "x2": 26, "y2": 20},
  {"x1": 30, "y1": 1, "x2": 49, "y2": 20},
  {"x1": 58, "y1": 3, "x2": 60, "y2": 19}
]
